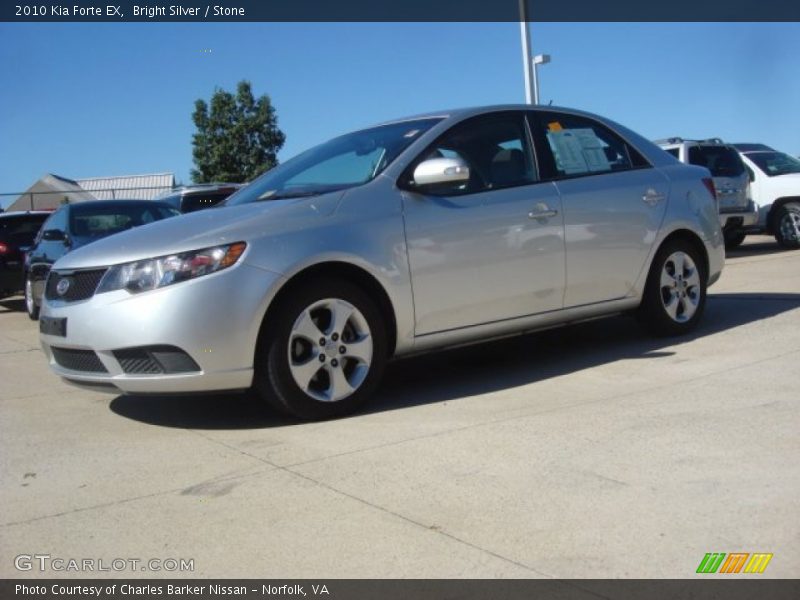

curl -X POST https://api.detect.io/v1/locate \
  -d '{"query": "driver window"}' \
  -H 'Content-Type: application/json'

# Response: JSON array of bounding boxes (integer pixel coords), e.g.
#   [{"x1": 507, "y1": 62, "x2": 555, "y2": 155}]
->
[{"x1": 416, "y1": 113, "x2": 537, "y2": 196}]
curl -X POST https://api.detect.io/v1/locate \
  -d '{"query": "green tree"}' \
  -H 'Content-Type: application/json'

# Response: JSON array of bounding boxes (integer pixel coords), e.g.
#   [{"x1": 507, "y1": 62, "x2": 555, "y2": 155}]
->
[{"x1": 191, "y1": 80, "x2": 286, "y2": 183}]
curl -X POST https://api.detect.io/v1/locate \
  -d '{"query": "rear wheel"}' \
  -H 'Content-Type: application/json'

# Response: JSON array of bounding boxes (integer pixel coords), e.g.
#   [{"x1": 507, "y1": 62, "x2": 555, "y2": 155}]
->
[
  {"x1": 637, "y1": 240, "x2": 707, "y2": 337},
  {"x1": 774, "y1": 202, "x2": 800, "y2": 249},
  {"x1": 24, "y1": 274, "x2": 39, "y2": 321},
  {"x1": 723, "y1": 230, "x2": 746, "y2": 250},
  {"x1": 253, "y1": 278, "x2": 388, "y2": 420}
]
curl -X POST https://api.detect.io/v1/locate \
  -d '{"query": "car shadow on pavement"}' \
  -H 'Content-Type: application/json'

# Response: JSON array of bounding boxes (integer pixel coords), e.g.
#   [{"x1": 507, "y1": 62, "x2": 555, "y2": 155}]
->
[
  {"x1": 110, "y1": 292, "x2": 800, "y2": 429},
  {"x1": 726, "y1": 240, "x2": 793, "y2": 259}
]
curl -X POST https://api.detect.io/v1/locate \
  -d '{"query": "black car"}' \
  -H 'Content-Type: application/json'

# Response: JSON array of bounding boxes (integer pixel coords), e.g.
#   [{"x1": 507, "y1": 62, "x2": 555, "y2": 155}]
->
[
  {"x1": 0, "y1": 211, "x2": 51, "y2": 299},
  {"x1": 25, "y1": 200, "x2": 180, "y2": 319},
  {"x1": 159, "y1": 183, "x2": 243, "y2": 213}
]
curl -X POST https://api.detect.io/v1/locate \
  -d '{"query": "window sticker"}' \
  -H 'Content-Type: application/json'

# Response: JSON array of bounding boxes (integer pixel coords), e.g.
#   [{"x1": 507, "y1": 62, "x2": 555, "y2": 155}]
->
[
  {"x1": 547, "y1": 128, "x2": 611, "y2": 175},
  {"x1": 572, "y1": 128, "x2": 611, "y2": 172}
]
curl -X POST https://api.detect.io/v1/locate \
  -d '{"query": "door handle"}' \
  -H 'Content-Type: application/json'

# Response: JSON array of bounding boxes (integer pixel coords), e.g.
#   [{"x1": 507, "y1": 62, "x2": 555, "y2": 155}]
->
[
  {"x1": 528, "y1": 203, "x2": 558, "y2": 220},
  {"x1": 642, "y1": 189, "x2": 666, "y2": 206}
]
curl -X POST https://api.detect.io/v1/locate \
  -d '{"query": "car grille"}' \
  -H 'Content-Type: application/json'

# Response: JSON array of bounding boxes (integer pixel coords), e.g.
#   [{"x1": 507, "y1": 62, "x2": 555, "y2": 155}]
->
[
  {"x1": 51, "y1": 347, "x2": 108, "y2": 373},
  {"x1": 45, "y1": 269, "x2": 107, "y2": 302}
]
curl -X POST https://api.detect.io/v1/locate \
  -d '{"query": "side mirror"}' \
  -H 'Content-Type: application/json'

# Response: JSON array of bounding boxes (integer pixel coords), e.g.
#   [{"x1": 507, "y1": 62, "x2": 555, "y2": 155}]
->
[
  {"x1": 746, "y1": 166, "x2": 755, "y2": 183},
  {"x1": 42, "y1": 229, "x2": 66, "y2": 242},
  {"x1": 411, "y1": 157, "x2": 470, "y2": 189}
]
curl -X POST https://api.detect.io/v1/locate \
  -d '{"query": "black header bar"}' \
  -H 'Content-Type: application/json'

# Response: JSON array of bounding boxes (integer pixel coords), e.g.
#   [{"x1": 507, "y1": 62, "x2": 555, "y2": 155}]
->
[
  {"x1": 3, "y1": 579, "x2": 800, "y2": 600},
  {"x1": 2, "y1": 0, "x2": 799, "y2": 22}
]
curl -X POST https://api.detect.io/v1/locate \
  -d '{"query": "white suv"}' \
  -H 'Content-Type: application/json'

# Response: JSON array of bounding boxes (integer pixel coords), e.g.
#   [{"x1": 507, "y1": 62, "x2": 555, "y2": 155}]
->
[
  {"x1": 656, "y1": 138, "x2": 757, "y2": 248},
  {"x1": 734, "y1": 148, "x2": 800, "y2": 249}
]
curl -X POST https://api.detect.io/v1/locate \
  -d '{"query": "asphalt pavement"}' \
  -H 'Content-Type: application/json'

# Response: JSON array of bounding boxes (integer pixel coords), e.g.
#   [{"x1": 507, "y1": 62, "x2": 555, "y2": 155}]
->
[{"x1": 1, "y1": 236, "x2": 798, "y2": 579}]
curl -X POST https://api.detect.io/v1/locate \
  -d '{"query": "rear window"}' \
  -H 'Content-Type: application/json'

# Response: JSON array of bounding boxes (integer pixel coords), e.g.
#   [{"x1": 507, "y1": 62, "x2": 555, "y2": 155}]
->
[
  {"x1": 0, "y1": 214, "x2": 48, "y2": 236},
  {"x1": 688, "y1": 146, "x2": 745, "y2": 178}
]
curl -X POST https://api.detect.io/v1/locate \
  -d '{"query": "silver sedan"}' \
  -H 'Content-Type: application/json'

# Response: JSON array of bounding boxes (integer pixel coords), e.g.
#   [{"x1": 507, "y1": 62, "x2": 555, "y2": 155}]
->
[{"x1": 39, "y1": 105, "x2": 724, "y2": 419}]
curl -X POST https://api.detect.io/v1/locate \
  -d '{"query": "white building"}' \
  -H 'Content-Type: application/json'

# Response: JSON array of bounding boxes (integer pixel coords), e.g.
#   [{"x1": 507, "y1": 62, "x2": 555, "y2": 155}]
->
[{"x1": 6, "y1": 172, "x2": 175, "y2": 212}]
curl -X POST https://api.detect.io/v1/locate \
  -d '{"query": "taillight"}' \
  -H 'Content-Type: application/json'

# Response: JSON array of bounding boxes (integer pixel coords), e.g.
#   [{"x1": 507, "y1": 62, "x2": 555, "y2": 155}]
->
[
  {"x1": 0, "y1": 242, "x2": 9, "y2": 255},
  {"x1": 701, "y1": 177, "x2": 717, "y2": 200}
]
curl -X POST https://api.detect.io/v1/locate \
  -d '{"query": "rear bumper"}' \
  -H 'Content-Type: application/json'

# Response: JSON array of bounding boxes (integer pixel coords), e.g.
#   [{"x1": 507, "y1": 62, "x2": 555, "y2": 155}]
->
[{"x1": 720, "y1": 200, "x2": 759, "y2": 229}]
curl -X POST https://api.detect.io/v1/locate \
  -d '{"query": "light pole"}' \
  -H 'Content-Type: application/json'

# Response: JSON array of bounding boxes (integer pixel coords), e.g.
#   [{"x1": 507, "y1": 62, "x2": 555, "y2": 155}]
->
[
  {"x1": 519, "y1": 0, "x2": 534, "y2": 104},
  {"x1": 519, "y1": 0, "x2": 551, "y2": 104},
  {"x1": 532, "y1": 53, "x2": 551, "y2": 105}
]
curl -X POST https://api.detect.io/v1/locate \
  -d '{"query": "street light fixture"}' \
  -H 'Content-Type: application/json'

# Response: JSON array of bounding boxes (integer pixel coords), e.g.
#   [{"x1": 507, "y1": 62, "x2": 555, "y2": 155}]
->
[{"x1": 532, "y1": 53, "x2": 551, "y2": 105}]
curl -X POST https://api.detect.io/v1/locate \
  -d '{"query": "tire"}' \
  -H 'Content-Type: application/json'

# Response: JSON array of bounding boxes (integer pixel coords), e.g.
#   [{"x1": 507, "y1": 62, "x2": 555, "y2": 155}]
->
[
  {"x1": 723, "y1": 230, "x2": 746, "y2": 250},
  {"x1": 253, "y1": 278, "x2": 388, "y2": 420},
  {"x1": 773, "y1": 202, "x2": 800, "y2": 249},
  {"x1": 24, "y1": 273, "x2": 40, "y2": 321},
  {"x1": 637, "y1": 239, "x2": 707, "y2": 337}
]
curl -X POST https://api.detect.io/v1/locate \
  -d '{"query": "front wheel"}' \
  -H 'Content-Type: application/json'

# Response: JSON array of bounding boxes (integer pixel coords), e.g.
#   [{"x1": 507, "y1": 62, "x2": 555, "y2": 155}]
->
[
  {"x1": 24, "y1": 274, "x2": 40, "y2": 321},
  {"x1": 774, "y1": 202, "x2": 800, "y2": 249},
  {"x1": 637, "y1": 240, "x2": 707, "y2": 337},
  {"x1": 253, "y1": 278, "x2": 388, "y2": 420}
]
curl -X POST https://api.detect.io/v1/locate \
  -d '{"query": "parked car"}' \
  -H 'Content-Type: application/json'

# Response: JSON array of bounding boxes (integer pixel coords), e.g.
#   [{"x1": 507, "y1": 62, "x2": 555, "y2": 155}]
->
[
  {"x1": 0, "y1": 211, "x2": 50, "y2": 298},
  {"x1": 655, "y1": 137, "x2": 757, "y2": 248},
  {"x1": 25, "y1": 200, "x2": 180, "y2": 319},
  {"x1": 733, "y1": 150, "x2": 800, "y2": 248},
  {"x1": 39, "y1": 105, "x2": 723, "y2": 420},
  {"x1": 158, "y1": 183, "x2": 243, "y2": 213}
]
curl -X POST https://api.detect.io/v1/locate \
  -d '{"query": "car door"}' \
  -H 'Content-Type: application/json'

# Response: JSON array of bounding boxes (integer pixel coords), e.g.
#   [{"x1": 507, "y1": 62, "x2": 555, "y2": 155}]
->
[
  {"x1": 529, "y1": 110, "x2": 669, "y2": 308},
  {"x1": 401, "y1": 111, "x2": 566, "y2": 335}
]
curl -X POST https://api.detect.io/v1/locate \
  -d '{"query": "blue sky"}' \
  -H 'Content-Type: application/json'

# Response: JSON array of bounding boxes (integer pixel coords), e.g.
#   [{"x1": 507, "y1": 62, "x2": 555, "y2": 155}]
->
[{"x1": 1, "y1": 22, "x2": 798, "y2": 209}]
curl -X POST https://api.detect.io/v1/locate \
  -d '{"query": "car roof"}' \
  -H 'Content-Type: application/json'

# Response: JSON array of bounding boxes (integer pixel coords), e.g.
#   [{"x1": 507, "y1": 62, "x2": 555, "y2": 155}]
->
[
  {"x1": 68, "y1": 199, "x2": 175, "y2": 211},
  {"x1": 372, "y1": 104, "x2": 628, "y2": 129}
]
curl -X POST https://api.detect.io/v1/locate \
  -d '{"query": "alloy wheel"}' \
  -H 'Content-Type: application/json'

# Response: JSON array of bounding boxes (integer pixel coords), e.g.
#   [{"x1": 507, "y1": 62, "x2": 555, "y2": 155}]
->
[
  {"x1": 779, "y1": 210, "x2": 800, "y2": 244},
  {"x1": 287, "y1": 298, "x2": 373, "y2": 402},
  {"x1": 25, "y1": 277, "x2": 35, "y2": 315},
  {"x1": 659, "y1": 251, "x2": 701, "y2": 323}
]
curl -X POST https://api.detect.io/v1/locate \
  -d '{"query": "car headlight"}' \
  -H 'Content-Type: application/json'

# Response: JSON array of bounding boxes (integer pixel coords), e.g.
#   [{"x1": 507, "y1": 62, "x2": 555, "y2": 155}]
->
[{"x1": 96, "y1": 242, "x2": 247, "y2": 294}]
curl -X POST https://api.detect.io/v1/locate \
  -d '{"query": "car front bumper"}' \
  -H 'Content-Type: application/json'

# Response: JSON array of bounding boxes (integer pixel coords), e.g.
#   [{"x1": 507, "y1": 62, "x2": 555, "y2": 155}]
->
[{"x1": 39, "y1": 262, "x2": 283, "y2": 395}]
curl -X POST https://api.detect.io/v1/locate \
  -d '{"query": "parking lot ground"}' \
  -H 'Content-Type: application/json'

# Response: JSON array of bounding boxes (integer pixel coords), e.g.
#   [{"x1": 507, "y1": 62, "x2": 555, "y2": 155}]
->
[{"x1": 1, "y1": 236, "x2": 798, "y2": 579}]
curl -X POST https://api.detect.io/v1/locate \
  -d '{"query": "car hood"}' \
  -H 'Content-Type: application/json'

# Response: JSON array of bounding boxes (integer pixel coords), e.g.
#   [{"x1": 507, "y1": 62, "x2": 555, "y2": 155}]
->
[{"x1": 53, "y1": 194, "x2": 342, "y2": 270}]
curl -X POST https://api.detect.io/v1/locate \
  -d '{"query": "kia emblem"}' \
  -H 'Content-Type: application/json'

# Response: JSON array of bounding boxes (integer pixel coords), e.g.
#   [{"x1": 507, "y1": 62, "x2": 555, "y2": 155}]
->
[{"x1": 56, "y1": 278, "x2": 72, "y2": 296}]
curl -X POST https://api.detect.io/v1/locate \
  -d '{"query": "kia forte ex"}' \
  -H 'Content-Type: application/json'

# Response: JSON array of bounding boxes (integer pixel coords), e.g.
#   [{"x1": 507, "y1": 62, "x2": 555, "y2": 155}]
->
[{"x1": 39, "y1": 105, "x2": 724, "y2": 419}]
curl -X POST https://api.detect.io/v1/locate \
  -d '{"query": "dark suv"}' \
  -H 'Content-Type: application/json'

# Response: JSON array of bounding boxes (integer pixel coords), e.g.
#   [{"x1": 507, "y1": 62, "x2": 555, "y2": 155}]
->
[
  {"x1": 158, "y1": 184, "x2": 243, "y2": 213},
  {"x1": 0, "y1": 211, "x2": 51, "y2": 299},
  {"x1": 24, "y1": 200, "x2": 179, "y2": 319}
]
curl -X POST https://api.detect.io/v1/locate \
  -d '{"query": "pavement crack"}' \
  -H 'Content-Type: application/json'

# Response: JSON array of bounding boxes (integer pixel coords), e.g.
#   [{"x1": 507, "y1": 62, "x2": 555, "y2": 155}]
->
[
  {"x1": 282, "y1": 465, "x2": 557, "y2": 579},
  {"x1": 185, "y1": 427, "x2": 555, "y2": 577}
]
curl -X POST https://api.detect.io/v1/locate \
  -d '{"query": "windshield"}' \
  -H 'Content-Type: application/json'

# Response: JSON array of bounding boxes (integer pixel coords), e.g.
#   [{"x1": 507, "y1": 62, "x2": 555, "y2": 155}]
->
[
  {"x1": 69, "y1": 203, "x2": 179, "y2": 241},
  {"x1": 224, "y1": 118, "x2": 443, "y2": 206},
  {"x1": 688, "y1": 145, "x2": 745, "y2": 178},
  {"x1": 746, "y1": 151, "x2": 800, "y2": 177}
]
